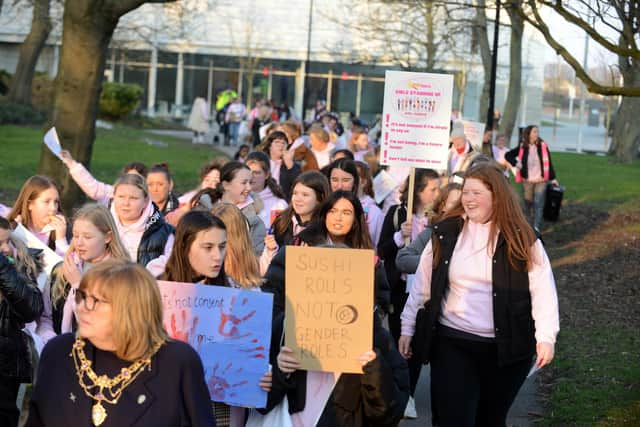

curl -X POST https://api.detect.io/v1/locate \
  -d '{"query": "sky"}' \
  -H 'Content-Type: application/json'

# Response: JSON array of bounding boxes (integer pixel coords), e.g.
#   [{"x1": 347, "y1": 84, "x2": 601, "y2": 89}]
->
[{"x1": 539, "y1": 4, "x2": 619, "y2": 68}]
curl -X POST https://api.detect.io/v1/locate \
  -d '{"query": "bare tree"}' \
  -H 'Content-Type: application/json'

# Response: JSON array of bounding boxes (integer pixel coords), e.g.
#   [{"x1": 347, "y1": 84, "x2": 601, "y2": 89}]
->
[
  {"x1": 38, "y1": 0, "x2": 175, "y2": 212},
  {"x1": 500, "y1": 0, "x2": 524, "y2": 143},
  {"x1": 7, "y1": 0, "x2": 54, "y2": 105},
  {"x1": 519, "y1": 0, "x2": 640, "y2": 162},
  {"x1": 474, "y1": 0, "x2": 493, "y2": 121}
]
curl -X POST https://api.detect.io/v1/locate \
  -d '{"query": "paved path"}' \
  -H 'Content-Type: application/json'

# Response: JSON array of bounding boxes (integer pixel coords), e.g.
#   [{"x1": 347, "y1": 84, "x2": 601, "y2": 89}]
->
[
  {"x1": 400, "y1": 366, "x2": 542, "y2": 427},
  {"x1": 537, "y1": 117, "x2": 609, "y2": 154}
]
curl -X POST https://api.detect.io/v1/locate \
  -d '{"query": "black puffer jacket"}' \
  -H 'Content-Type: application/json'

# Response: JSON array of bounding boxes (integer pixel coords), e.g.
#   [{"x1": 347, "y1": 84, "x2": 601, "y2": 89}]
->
[
  {"x1": 0, "y1": 254, "x2": 44, "y2": 380},
  {"x1": 137, "y1": 204, "x2": 174, "y2": 266}
]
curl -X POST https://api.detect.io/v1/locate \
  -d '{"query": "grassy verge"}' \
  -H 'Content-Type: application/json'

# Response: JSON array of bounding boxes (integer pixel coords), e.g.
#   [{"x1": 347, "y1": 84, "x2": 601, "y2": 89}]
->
[
  {"x1": 0, "y1": 124, "x2": 228, "y2": 204},
  {"x1": 539, "y1": 153, "x2": 640, "y2": 426}
]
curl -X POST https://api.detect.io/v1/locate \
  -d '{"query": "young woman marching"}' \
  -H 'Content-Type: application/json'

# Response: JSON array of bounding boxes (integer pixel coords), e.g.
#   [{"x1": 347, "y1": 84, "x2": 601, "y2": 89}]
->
[
  {"x1": 161, "y1": 209, "x2": 271, "y2": 427},
  {"x1": 110, "y1": 174, "x2": 174, "y2": 276},
  {"x1": 399, "y1": 164, "x2": 559, "y2": 427}
]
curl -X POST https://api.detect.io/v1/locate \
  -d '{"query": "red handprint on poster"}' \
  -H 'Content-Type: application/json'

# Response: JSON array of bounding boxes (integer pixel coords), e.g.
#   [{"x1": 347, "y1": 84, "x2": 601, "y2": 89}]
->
[{"x1": 218, "y1": 296, "x2": 256, "y2": 338}]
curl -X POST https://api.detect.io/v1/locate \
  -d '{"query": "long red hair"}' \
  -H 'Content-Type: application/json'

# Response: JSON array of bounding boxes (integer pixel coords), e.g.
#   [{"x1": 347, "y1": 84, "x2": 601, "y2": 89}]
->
[{"x1": 434, "y1": 163, "x2": 537, "y2": 271}]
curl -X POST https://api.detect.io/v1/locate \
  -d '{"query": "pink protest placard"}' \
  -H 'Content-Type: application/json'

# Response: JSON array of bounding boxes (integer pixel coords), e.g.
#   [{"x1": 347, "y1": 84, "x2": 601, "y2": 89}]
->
[{"x1": 380, "y1": 71, "x2": 454, "y2": 169}]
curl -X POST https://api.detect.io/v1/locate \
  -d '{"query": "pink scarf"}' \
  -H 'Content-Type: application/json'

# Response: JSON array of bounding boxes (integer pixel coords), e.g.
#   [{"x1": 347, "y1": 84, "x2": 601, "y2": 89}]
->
[{"x1": 515, "y1": 142, "x2": 550, "y2": 183}]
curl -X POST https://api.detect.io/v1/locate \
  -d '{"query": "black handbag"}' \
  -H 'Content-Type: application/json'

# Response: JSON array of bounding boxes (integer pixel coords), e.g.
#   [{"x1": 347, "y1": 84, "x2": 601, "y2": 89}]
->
[
  {"x1": 411, "y1": 300, "x2": 434, "y2": 365},
  {"x1": 543, "y1": 184, "x2": 565, "y2": 222}
]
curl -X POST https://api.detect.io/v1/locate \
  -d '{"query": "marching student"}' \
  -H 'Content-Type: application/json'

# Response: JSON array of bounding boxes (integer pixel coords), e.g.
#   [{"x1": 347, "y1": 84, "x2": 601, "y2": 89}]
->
[
  {"x1": 245, "y1": 151, "x2": 288, "y2": 230},
  {"x1": 110, "y1": 174, "x2": 174, "y2": 275},
  {"x1": 399, "y1": 164, "x2": 559, "y2": 427},
  {"x1": 377, "y1": 168, "x2": 440, "y2": 417},
  {"x1": 161, "y1": 209, "x2": 271, "y2": 426}
]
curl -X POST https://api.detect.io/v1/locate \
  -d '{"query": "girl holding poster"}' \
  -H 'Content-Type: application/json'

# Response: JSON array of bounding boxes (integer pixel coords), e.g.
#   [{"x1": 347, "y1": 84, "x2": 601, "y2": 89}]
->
[
  {"x1": 161, "y1": 210, "x2": 272, "y2": 427},
  {"x1": 265, "y1": 192, "x2": 407, "y2": 426}
]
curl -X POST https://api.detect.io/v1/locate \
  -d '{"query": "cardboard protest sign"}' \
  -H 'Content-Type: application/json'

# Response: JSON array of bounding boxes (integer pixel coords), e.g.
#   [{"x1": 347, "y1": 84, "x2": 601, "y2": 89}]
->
[
  {"x1": 462, "y1": 120, "x2": 486, "y2": 152},
  {"x1": 380, "y1": 71, "x2": 453, "y2": 169},
  {"x1": 284, "y1": 246, "x2": 374, "y2": 374},
  {"x1": 157, "y1": 281, "x2": 273, "y2": 408}
]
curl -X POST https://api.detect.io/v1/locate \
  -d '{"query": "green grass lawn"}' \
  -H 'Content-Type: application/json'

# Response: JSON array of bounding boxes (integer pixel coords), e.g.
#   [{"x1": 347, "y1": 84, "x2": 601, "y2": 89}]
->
[
  {"x1": 0, "y1": 124, "x2": 228, "y2": 204},
  {"x1": 550, "y1": 152, "x2": 640, "y2": 211}
]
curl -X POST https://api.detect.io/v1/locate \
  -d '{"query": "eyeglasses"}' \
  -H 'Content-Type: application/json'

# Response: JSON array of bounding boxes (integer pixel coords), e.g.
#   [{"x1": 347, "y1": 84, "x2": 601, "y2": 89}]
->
[{"x1": 74, "y1": 289, "x2": 110, "y2": 311}]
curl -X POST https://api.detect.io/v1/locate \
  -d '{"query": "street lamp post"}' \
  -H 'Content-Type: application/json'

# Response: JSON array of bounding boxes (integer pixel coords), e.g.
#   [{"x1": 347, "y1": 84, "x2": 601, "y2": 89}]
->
[
  {"x1": 486, "y1": 0, "x2": 501, "y2": 133},
  {"x1": 302, "y1": 0, "x2": 314, "y2": 122}
]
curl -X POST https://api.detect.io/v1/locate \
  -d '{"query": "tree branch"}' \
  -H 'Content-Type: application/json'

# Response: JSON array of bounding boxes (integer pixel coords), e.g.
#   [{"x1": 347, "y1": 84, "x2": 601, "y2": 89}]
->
[
  {"x1": 538, "y1": 0, "x2": 639, "y2": 59},
  {"x1": 521, "y1": 1, "x2": 640, "y2": 96}
]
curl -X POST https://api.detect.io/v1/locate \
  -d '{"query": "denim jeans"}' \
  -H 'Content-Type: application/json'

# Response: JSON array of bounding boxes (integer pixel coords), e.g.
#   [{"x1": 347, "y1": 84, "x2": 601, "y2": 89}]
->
[
  {"x1": 522, "y1": 181, "x2": 546, "y2": 230},
  {"x1": 228, "y1": 122, "x2": 241, "y2": 146}
]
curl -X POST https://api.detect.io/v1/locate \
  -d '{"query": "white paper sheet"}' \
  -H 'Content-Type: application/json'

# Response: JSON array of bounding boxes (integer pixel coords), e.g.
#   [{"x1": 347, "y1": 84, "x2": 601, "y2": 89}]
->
[{"x1": 43, "y1": 127, "x2": 63, "y2": 160}]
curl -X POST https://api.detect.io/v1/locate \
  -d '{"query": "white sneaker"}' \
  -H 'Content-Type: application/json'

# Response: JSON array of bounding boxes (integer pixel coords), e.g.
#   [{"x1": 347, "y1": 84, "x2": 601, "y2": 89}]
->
[{"x1": 403, "y1": 396, "x2": 417, "y2": 419}]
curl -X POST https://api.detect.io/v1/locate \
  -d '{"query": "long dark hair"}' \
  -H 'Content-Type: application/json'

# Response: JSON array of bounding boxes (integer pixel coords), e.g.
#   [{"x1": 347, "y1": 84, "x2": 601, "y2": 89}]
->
[
  {"x1": 245, "y1": 151, "x2": 287, "y2": 199},
  {"x1": 272, "y1": 171, "x2": 329, "y2": 238},
  {"x1": 161, "y1": 210, "x2": 227, "y2": 285},
  {"x1": 208, "y1": 161, "x2": 250, "y2": 202},
  {"x1": 313, "y1": 190, "x2": 373, "y2": 250},
  {"x1": 522, "y1": 125, "x2": 541, "y2": 148},
  {"x1": 325, "y1": 158, "x2": 360, "y2": 193},
  {"x1": 400, "y1": 168, "x2": 440, "y2": 214}
]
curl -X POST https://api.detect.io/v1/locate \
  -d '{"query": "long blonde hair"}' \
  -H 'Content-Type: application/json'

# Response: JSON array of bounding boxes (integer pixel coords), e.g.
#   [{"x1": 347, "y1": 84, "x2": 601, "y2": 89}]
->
[
  {"x1": 52, "y1": 204, "x2": 131, "y2": 305},
  {"x1": 210, "y1": 203, "x2": 263, "y2": 288},
  {"x1": 78, "y1": 260, "x2": 168, "y2": 361}
]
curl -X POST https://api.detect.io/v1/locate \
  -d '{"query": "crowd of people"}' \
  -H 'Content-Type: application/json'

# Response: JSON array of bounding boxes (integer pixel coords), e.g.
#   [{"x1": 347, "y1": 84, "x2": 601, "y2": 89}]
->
[{"x1": 0, "y1": 101, "x2": 560, "y2": 427}]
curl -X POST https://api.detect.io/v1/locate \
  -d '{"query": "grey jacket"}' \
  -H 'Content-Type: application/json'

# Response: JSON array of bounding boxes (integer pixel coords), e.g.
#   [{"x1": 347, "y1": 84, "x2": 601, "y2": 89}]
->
[{"x1": 394, "y1": 226, "x2": 433, "y2": 274}]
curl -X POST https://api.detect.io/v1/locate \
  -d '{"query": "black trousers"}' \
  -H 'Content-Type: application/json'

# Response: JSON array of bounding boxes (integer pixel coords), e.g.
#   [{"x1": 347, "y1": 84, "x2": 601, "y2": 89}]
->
[
  {"x1": 0, "y1": 377, "x2": 20, "y2": 427},
  {"x1": 430, "y1": 334, "x2": 531, "y2": 427},
  {"x1": 389, "y1": 286, "x2": 422, "y2": 396}
]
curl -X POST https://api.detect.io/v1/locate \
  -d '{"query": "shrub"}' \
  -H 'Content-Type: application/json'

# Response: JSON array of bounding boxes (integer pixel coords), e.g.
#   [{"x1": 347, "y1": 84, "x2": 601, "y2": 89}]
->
[
  {"x1": 0, "y1": 100, "x2": 47, "y2": 125},
  {"x1": 99, "y1": 82, "x2": 143, "y2": 120},
  {"x1": 0, "y1": 70, "x2": 11, "y2": 95}
]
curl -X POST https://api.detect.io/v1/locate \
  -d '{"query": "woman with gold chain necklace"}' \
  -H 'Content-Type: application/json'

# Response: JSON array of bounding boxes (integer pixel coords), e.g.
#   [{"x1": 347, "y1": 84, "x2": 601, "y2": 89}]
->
[{"x1": 25, "y1": 260, "x2": 215, "y2": 426}]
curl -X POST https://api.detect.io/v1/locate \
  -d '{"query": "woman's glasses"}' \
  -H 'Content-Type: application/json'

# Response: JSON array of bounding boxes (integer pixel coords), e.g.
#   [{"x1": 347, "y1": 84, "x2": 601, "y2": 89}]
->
[{"x1": 74, "y1": 289, "x2": 110, "y2": 311}]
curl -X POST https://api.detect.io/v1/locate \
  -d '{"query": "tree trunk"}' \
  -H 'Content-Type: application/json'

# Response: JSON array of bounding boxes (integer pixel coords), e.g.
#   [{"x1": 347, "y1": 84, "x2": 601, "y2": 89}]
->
[
  {"x1": 425, "y1": 2, "x2": 436, "y2": 71},
  {"x1": 37, "y1": 3, "x2": 122, "y2": 213},
  {"x1": 475, "y1": 0, "x2": 492, "y2": 122},
  {"x1": 37, "y1": 0, "x2": 174, "y2": 213},
  {"x1": 500, "y1": 1, "x2": 523, "y2": 143},
  {"x1": 7, "y1": 0, "x2": 52, "y2": 105},
  {"x1": 609, "y1": 96, "x2": 640, "y2": 163}
]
